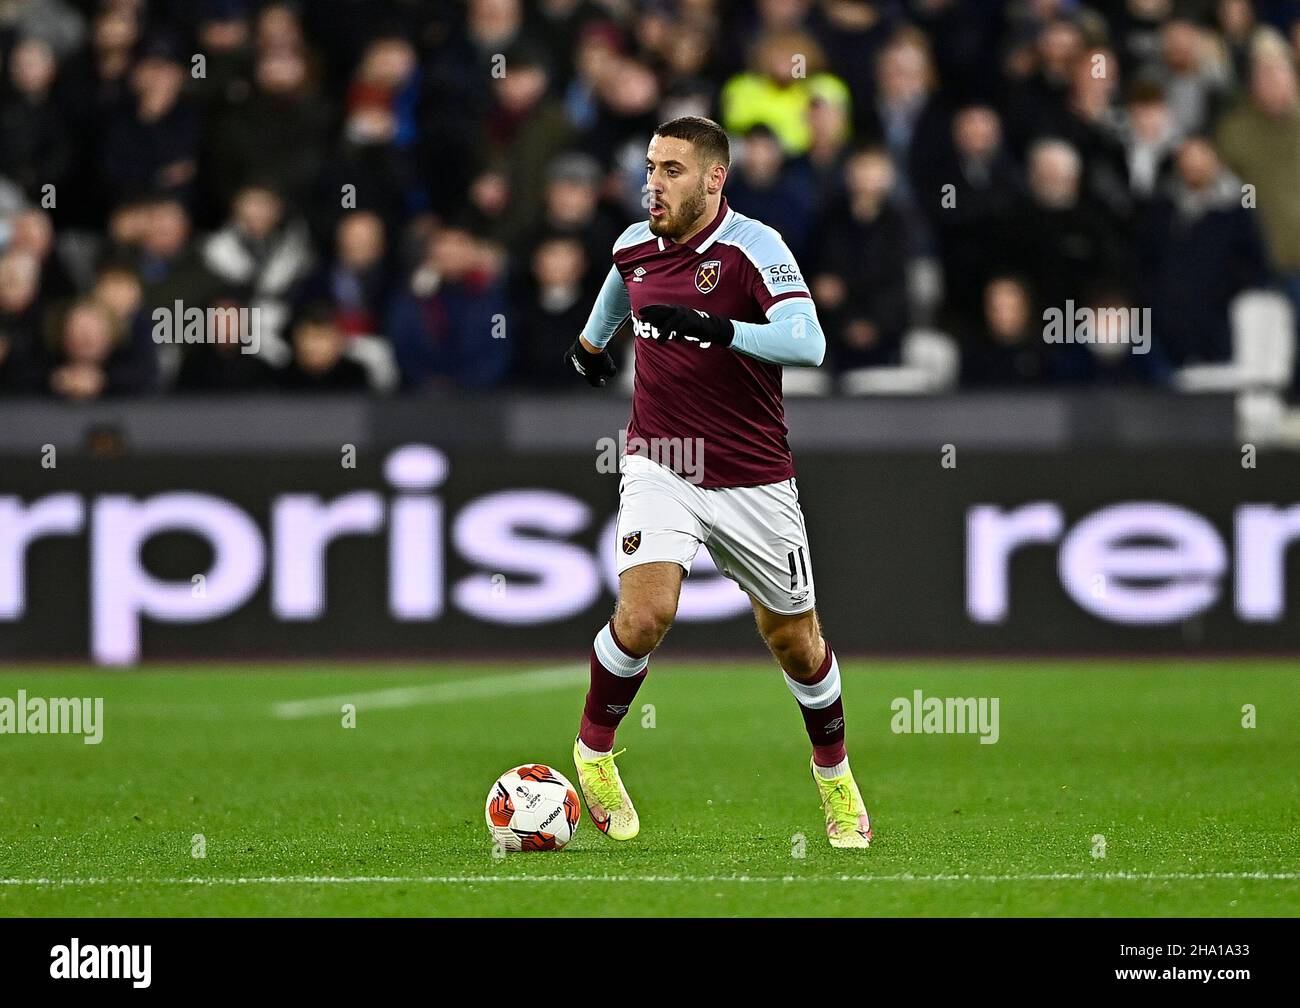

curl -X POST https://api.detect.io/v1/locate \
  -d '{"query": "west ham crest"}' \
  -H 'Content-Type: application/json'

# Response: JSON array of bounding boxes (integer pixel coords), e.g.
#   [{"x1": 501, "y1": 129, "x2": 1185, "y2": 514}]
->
[
  {"x1": 694, "y1": 260, "x2": 721, "y2": 294},
  {"x1": 621, "y1": 531, "x2": 642, "y2": 555}
]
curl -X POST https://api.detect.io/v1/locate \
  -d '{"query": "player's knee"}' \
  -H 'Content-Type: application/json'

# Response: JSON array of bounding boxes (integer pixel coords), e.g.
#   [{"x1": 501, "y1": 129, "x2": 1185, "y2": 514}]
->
[
  {"x1": 614, "y1": 606, "x2": 673, "y2": 657},
  {"x1": 766, "y1": 623, "x2": 821, "y2": 679}
]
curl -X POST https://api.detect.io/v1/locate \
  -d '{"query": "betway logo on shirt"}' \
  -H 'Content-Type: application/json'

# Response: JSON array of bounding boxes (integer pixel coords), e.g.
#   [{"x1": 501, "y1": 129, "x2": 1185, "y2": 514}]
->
[{"x1": 631, "y1": 312, "x2": 716, "y2": 347}]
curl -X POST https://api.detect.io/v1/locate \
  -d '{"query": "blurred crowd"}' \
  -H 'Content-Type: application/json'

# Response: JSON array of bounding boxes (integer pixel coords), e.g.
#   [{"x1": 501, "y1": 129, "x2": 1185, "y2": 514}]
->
[{"x1": 1, "y1": 0, "x2": 1299, "y2": 399}]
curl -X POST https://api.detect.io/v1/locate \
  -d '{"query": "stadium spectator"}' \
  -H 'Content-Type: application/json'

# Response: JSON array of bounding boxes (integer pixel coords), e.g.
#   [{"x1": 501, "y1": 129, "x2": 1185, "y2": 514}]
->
[
  {"x1": 318, "y1": 36, "x2": 424, "y2": 238},
  {"x1": 1056, "y1": 45, "x2": 1133, "y2": 224},
  {"x1": 1003, "y1": 16, "x2": 1088, "y2": 156},
  {"x1": 175, "y1": 295, "x2": 276, "y2": 393},
  {"x1": 1215, "y1": 0, "x2": 1259, "y2": 86},
  {"x1": 4, "y1": 0, "x2": 84, "y2": 59},
  {"x1": 190, "y1": 2, "x2": 255, "y2": 109},
  {"x1": 297, "y1": 211, "x2": 391, "y2": 339},
  {"x1": 932, "y1": 105, "x2": 1025, "y2": 333},
  {"x1": 859, "y1": 29, "x2": 948, "y2": 252},
  {"x1": 0, "y1": 38, "x2": 73, "y2": 208},
  {"x1": 725, "y1": 125, "x2": 817, "y2": 262},
  {"x1": 100, "y1": 36, "x2": 200, "y2": 206},
  {"x1": 54, "y1": 8, "x2": 140, "y2": 227},
  {"x1": 518, "y1": 153, "x2": 621, "y2": 288},
  {"x1": 83, "y1": 5, "x2": 138, "y2": 113},
  {"x1": 1003, "y1": 138, "x2": 1129, "y2": 316},
  {"x1": 1138, "y1": 135, "x2": 1268, "y2": 366},
  {"x1": 810, "y1": 148, "x2": 909, "y2": 371},
  {"x1": 959, "y1": 276, "x2": 1050, "y2": 387},
  {"x1": 511, "y1": 235, "x2": 592, "y2": 388},
  {"x1": 1120, "y1": 77, "x2": 1179, "y2": 201},
  {"x1": 721, "y1": 28, "x2": 851, "y2": 156},
  {"x1": 582, "y1": 53, "x2": 662, "y2": 216},
  {"x1": 91, "y1": 262, "x2": 145, "y2": 335},
  {"x1": 0, "y1": 0, "x2": 1296, "y2": 399},
  {"x1": 46, "y1": 298, "x2": 155, "y2": 400},
  {"x1": 6, "y1": 209, "x2": 75, "y2": 305},
  {"x1": 0, "y1": 249, "x2": 43, "y2": 392},
  {"x1": 1156, "y1": 17, "x2": 1231, "y2": 137},
  {"x1": 813, "y1": 0, "x2": 897, "y2": 130},
  {"x1": 255, "y1": 2, "x2": 309, "y2": 55},
  {"x1": 122, "y1": 196, "x2": 224, "y2": 333},
  {"x1": 1050, "y1": 286, "x2": 1173, "y2": 386},
  {"x1": 206, "y1": 44, "x2": 332, "y2": 214},
  {"x1": 802, "y1": 92, "x2": 854, "y2": 213},
  {"x1": 387, "y1": 225, "x2": 511, "y2": 390},
  {"x1": 277, "y1": 302, "x2": 369, "y2": 391},
  {"x1": 1216, "y1": 30, "x2": 1300, "y2": 364},
  {"x1": 479, "y1": 44, "x2": 573, "y2": 243},
  {"x1": 202, "y1": 184, "x2": 315, "y2": 352},
  {"x1": 530, "y1": 0, "x2": 608, "y2": 94}
]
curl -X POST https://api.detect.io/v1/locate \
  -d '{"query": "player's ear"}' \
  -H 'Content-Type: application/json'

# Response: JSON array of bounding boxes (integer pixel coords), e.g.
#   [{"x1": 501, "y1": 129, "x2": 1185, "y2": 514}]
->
[{"x1": 708, "y1": 163, "x2": 727, "y2": 195}]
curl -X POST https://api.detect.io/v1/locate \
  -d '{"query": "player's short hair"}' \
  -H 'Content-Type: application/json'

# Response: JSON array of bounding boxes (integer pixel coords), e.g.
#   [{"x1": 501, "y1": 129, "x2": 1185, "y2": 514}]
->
[{"x1": 654, "y1": 116, "x2": 731, "y2": 170}]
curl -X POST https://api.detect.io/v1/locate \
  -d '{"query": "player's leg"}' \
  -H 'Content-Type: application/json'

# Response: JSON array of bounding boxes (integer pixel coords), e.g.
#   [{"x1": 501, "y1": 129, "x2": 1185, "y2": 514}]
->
[
  {"x1": 706, "y1": 477, "x2": 872, "y2": 848},
  {"x1": 750, "y1": 600, "x2": 870, "y2": 848},
  {"x1": 579, "y1": 560, "x2": 682, "y2": 756},
  {"x1": 574, "y1": 562, "x2": 683, "y2": 841},
  {"x1": 573, "y1": 454, "x2": 702, "y2": 840}
]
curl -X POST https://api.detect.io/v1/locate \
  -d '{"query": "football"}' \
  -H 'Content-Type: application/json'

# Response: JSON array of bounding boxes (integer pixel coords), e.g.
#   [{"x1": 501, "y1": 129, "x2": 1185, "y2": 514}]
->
[{"x1": 485, "y1": 764, "x2": 581, "y2": 852}]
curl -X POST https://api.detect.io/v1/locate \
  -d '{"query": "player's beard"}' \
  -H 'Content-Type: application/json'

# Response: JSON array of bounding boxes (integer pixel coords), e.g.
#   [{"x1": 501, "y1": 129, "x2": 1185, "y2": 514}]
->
[{"x1": 650, "y1": 178, "x2": 708, "y2": 241}]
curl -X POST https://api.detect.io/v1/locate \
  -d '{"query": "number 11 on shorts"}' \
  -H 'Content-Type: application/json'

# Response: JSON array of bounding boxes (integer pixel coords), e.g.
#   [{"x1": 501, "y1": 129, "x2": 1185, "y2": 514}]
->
[{"x1": 787, "y1": 547, "x2": 809, "y2": 590}]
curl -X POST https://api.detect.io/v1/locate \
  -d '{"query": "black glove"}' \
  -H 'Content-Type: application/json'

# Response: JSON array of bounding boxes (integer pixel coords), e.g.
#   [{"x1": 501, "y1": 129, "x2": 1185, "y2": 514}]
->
[
  {"x1": 564, "y1": 335, "x2": 617, "y2": 387},
  {"x1": 639, "y1": 304, "x2": 734, "y2": 350}
]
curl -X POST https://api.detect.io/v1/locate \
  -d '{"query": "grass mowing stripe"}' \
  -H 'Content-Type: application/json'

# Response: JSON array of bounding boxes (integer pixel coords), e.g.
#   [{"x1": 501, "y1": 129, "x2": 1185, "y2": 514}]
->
[{"x1": 271, "y1": 664, "x2": 587, "y2": 718}]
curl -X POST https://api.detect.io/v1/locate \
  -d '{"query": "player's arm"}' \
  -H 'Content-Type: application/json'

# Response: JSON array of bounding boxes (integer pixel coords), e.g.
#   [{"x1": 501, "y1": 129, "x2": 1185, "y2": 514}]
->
[
  {"x1": 565, "y1": 265, "x2": 630, "y2": 386},
  {"x1": 637, "y1": 299, "x2": 825, "y2": 366},
  {"x1": 727, "y1": 298, "x2": 825, "y2": 367},
  {"x1": 638, "y1": 224, "x2": 826, "y2": 367}
]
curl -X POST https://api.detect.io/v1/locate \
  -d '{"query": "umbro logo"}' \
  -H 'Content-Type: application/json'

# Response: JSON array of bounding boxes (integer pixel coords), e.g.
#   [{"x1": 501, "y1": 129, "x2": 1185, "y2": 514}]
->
[
  {"x1": 606, "y1": 704, "x2": 631, "y2": 715},
  {"x1": 824, "y1": 716, "x2": 845, "y2": 733},
  {"x1": 632, "y1": 267, "x2": 647, "y2": 283}
]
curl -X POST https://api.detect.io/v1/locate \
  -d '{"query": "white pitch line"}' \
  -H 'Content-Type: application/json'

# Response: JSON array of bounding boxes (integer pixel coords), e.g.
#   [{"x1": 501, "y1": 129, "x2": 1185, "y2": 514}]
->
[
  {"x1": 271, "y1": 664, "x2": 587, "y2": 719},
  {"x1": 4, "y1": 872, "x2": 1299, "y2": 887}
]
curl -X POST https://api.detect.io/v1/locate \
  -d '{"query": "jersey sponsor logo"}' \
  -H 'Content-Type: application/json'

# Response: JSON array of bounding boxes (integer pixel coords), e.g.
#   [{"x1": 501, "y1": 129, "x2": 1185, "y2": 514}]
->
[
  {"x1": 695, "y1": 259, "x2": 722, "y2": 293},
  {"x1": 621, "y1": 530, "x2": 642, "y2": 554},
  {"x1": 632, "y1": 310, "x2": 715, "y2": 347},
  {"x1": 766, "y1": 263, "x2": 803, "y2": 286}
]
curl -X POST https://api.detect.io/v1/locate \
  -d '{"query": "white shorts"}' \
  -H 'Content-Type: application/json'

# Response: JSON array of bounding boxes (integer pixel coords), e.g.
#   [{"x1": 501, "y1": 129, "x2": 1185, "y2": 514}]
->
[{"x1": 615, "y1": 454, "x2": 816, "y2": 614}]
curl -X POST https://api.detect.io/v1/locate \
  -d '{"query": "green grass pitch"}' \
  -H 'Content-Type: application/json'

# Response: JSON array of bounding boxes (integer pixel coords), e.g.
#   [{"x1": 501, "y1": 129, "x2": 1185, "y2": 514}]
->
[{"x1": 1, "y1": 659, "x2": 1297, "y2": 917}]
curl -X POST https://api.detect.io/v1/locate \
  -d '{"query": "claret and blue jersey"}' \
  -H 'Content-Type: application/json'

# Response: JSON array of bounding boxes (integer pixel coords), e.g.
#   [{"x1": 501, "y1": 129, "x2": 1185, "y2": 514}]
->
[{"x1": 582, "y1": 197, "x2": 827, "y2": 488}]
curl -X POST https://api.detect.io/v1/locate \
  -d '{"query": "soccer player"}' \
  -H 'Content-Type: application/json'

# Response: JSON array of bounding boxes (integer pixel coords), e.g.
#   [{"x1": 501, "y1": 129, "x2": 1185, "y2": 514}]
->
[{"x1": 562, "y1": 116, "x2": 871, "y2": 848}]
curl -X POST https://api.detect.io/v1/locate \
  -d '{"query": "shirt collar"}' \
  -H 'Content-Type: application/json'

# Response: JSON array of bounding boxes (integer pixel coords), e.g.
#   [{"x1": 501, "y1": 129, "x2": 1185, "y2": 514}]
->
[{"x1": 666, "y1": 197, "x2": 731, "y2": 254}]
